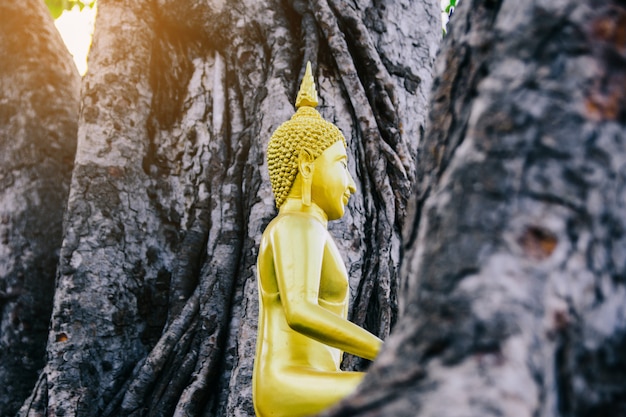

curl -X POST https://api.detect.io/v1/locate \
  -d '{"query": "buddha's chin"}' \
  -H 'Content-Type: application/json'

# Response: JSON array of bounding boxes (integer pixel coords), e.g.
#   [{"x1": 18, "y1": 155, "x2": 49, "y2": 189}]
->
[{"x1": 327, "y1": 206, "x2": 345, "y2": 221}]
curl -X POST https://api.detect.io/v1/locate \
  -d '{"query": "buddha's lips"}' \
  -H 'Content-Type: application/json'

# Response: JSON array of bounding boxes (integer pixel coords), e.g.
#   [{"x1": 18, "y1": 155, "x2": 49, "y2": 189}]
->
[{"x1": 343, "y1": 193, "x2": 350, "y2": 204}]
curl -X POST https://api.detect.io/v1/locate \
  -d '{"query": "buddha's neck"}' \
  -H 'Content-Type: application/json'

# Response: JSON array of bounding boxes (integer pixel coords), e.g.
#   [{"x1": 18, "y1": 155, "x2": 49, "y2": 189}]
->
[{"x1": 279, "y1": 198, "x2": 328, "y2": 228}]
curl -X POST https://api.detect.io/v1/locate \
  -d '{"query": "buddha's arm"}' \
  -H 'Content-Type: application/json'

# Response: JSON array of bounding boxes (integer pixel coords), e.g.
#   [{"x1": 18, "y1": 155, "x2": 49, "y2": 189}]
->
[{"x1": 270, "y1": 218, "x2": 382, "y2": 361}]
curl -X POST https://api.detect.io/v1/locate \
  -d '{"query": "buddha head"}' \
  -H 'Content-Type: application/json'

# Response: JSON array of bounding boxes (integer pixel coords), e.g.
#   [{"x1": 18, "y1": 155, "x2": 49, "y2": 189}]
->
[{"x1": 267, "y1": 63, "x2": 351, "y2": 214}]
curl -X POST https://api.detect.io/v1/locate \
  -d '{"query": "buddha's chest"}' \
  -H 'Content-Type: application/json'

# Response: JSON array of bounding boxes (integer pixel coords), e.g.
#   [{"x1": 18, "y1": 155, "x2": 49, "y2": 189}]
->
[{"x1": 318, "y1": 239, "x2": 349, "y2": 305}]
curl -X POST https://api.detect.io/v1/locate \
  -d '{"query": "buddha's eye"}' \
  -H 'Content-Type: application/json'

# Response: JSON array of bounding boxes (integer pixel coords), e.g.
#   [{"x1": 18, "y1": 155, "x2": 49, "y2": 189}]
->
[{"x1": 340, "y1": 160, "x2": 348, "y2": 169}]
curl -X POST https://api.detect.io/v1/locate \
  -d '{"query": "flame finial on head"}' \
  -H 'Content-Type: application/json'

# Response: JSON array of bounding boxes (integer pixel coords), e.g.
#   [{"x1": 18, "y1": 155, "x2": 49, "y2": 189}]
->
[{"x1": 295, "y1": 62, "x2": 318, "y2": 109}]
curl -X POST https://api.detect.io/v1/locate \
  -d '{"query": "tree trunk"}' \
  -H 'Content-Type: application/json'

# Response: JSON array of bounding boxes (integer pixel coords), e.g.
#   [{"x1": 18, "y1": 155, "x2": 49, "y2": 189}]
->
[
  {"x1": 16, "y1": 0, "x2": 440, "y2": 416},
  {"x1": 0, "y1": 1, "x2": 79, "y2": 415},
  {"x1": 322, "y1": 0, "x2": 626, "y2": 416}
]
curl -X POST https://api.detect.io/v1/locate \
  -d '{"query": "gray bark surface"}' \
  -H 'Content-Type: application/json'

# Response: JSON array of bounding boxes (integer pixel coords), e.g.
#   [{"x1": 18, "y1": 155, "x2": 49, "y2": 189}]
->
[
  {"x1": 322, "y1": 0, "x2": 626, "y2": 416},
  {"x1": 15, "y1": 0, "x2": 440, "y2": 416},
  {"x1": 0, "y1": 1, "x2": 80, "y2": 415}
]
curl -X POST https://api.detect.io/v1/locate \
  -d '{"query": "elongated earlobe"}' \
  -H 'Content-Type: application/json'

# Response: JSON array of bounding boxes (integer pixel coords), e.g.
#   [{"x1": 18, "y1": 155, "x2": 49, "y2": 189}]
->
[
  {"x1": 302, "y1": 174, "x2": 311, "y2": 206},
  {"x1": 298, "y1": 148, "x2": 314, "y2": 207}
]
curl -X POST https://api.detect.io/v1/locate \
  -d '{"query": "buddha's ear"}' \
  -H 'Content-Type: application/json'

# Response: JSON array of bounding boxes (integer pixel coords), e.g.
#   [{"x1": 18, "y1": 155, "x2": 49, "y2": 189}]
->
[
  {"x1": 298, "y1": 148, "x2": 315, "y2": 179},
  {"x1": 298, "y1": 148, "x2": 314, "y2": 206}
]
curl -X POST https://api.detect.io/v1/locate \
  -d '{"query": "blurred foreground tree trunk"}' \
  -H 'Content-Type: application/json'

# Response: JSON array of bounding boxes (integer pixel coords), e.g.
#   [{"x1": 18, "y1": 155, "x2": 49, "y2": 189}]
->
[
  {"x1": 15, "y1": 0, "x2": 440, "y2": 416},
  {"x1": 323, "y1": 0, "x2": 626, "y2": 416},
  {"x1": 0, "y1": 1, "x2": 79, "y2": 415}
]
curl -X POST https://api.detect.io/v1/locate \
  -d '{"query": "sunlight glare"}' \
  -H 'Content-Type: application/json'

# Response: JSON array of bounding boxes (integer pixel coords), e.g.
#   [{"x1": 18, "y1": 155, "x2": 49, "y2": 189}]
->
[{"x1": 54, "y1": 5, "x2": 96, "y2": 76}]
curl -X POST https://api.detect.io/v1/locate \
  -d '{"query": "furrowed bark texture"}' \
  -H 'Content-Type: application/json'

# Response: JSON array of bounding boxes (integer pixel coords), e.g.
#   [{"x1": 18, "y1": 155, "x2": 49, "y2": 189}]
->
[
  {"x1": 322, "y1": 0, "x2": 626, "y2": 416},
  {"x1": 16, "y1": 0, "x2": 439, "y2": 416},
  {"x1": 0, "y1": 1, "x2": 79, "y2": 415}
]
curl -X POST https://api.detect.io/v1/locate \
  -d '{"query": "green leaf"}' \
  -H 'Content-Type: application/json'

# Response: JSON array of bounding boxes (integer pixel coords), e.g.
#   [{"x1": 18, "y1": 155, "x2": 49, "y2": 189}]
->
[
  {"x1": 444, "y1": 0, "x2": 457, "y2": 14},
  {"x1": 49, "y1": 6, "x2": 64, "y2": 18},
  {"x1": 46, "y1": 0, "x2": 65, "y2": 19},
  {"x1": 45, "y1": 0, "x2": 97, "y2": 19}
]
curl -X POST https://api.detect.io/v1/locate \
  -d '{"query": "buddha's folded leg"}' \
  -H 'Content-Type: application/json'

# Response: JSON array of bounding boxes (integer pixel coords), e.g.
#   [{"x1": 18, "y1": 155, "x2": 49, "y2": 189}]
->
[{"x1": 254, "y1": 367, "x2": 365, "y2": 417}]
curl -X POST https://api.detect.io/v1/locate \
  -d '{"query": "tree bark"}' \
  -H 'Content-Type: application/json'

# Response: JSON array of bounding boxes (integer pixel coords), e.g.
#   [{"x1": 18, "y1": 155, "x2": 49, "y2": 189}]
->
[
  {"x1": 15, "y1": 0, "x2": 440, "y2": 416},
  {"x1": 0, "y1": 1, "x2": 79, "y2": 415},
  {"x1": 322, "y1": 0, "x2": 626, "y2": 416},
  {"x1": 10, "y1": 0, "x2": 626, "y2": 416}
]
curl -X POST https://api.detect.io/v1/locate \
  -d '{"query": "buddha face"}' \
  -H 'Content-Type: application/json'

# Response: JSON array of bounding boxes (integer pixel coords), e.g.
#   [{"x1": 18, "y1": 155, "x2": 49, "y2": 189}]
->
[{"x1": 310, "y1": 141, "x2": 357, "y2": 220}]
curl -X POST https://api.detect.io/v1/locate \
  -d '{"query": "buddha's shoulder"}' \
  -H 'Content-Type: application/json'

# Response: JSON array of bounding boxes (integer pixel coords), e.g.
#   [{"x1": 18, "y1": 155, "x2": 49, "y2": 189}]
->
[{"x1": 264, "y1": 213, "x2": 327, "y2": 236}]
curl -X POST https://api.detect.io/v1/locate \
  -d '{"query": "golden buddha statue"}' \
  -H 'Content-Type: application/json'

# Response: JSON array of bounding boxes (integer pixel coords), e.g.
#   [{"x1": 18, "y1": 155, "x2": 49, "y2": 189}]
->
[{"x1": 253, "y1": 63, "x2": 383, "y2": 417}]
